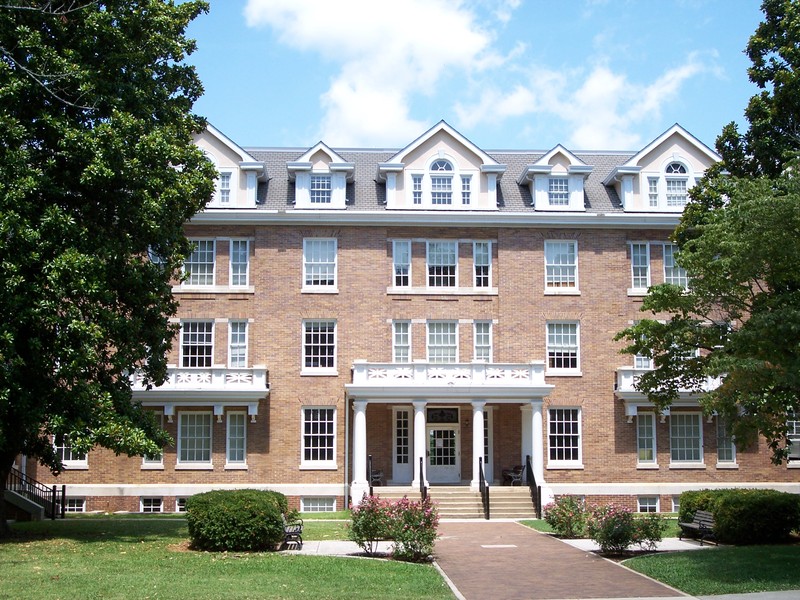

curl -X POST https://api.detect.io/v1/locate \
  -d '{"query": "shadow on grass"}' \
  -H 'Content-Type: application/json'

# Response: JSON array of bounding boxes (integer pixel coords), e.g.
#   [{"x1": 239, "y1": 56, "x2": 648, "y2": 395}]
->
[{"x1": 2, "y1": 518, "x2": 187, "y2": 546}]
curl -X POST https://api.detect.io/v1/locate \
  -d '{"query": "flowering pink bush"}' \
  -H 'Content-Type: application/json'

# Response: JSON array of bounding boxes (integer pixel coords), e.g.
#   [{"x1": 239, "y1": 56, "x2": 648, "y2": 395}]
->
[
  {"x1": 348, "y1": 494, "x2": 439, "y2": 561},
  {"x1": 543, "y1": 495, "x2": 587, "y2": 538},
  {"x1": 586, "y1": 504, "x2": 635, "y2": 553}
]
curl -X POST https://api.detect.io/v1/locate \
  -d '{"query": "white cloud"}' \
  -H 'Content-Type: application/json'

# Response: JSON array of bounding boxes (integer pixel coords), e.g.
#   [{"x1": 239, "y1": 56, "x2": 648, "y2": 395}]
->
[{"x1": 244, "y1": 0, "x2": 495, "y2": 146}]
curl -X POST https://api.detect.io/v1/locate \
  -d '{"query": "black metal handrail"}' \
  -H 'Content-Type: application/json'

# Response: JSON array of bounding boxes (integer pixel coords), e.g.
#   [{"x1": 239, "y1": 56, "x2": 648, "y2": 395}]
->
[
  {"x1": 478, "y1": 457, "x2": 490, "y2": 520},
  {"x1": 367, "y1": 454, "x2": 374, "y2": 497},
  {"x1": 525, "y1": 455, "x2": 541, "y2": 519},
  {"x1": 419, "y1": 456, "x2": 427, "y2": 501},
  {"x1": 6, "y1": 467, "x2": 66, "y2": 519}
]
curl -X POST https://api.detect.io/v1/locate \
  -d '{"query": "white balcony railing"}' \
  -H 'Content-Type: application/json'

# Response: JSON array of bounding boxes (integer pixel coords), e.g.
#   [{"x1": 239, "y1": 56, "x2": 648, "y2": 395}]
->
[
  {"x1": 131, "y1": 365, "x2": 268, "y2": 399},
  {"x1": 615, "y1": 367, "x2": 721, "y2": 398},
  {"x1": 351, "y1": 360, "x2": 548, "y2": 388}
]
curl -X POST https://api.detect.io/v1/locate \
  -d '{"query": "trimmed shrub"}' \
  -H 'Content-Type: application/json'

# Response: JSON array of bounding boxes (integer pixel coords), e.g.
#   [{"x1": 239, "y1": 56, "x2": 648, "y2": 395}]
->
[
  {"x1": 543, "y1": 495, "x2": 587, "y2": 538},
  {"x1": 186, "y1": 489, "x2": 288, "y2": 551},
  {"x1": 632, "y1": 513, "x2": 668, "y2": 551},
  {"x1": 679, "y1": 488, "x2": 800, "y2": 545}
]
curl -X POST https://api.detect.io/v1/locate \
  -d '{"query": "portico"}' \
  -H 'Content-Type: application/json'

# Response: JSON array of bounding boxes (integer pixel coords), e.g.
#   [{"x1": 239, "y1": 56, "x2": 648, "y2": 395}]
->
[{"x1": 346, "y1": 360, "x2": 553, "y2": 504}]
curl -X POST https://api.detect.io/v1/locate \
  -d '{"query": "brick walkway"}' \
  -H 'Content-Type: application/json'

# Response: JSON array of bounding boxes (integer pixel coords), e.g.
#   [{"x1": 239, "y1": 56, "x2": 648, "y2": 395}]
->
[{"x1": 434, "y1": 522, "x2": 688, "y2": 600}]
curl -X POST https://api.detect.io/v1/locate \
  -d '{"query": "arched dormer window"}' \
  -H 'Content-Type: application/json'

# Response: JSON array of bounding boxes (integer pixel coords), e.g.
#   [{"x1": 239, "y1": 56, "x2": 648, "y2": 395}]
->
[
  {"x1": 430, "y1": 159, "x2": 453, "y2": 205},
  {"x1": 664, "y1": 162, "x2": 688, "y2": 207}
]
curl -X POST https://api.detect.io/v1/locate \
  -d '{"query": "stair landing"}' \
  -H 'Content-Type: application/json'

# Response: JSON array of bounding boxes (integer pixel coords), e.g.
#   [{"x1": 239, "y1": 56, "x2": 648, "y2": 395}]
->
[{"x1": 371, "y1": 484, "x2": 537, "y2": 519}]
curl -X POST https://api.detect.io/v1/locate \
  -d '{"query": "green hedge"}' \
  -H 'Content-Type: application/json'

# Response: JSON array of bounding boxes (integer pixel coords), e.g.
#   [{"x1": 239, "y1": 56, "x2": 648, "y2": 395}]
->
[
  {"x1": 186, "y1": 489, "x2": 289, "y2": 551},
  {"x1": 679, "y1": 488, "x2": 800, "y2": 545}
]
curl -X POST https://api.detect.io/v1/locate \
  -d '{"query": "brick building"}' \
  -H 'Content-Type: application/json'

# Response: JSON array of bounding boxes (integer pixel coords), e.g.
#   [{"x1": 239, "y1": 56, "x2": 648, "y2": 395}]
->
[{"x1": 23, "y1": 121, "x2": 800, "y2": 515}]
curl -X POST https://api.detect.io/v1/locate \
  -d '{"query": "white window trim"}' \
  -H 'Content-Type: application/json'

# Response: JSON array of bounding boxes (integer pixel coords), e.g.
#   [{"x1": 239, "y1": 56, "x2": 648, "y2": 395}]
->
[
  {"x1": 473, "y1": 241, "x2": 492, "y2": 289},
  {"x1": 64, "y1": 497, "x2": 86, "y2": 513},
  {"x1": 228, "y1": 320, "x2": 248, "y2": 369},
  {"x1": 716, "y1": 417, "x2": 738, "y2": 469},
  {"x1": 628, "y1": 241, "x2": 651, "y2": 296},
  {"x1": 229, "y1": 238, "x2": 250, "y2": 288},
  {"x1": 392, "y1": 240, "x2": 412, "y2": 289},
  {"x1": 473, "y1": 320, "x2": 492, "y2": 363},
  {"x1": 663, "y1": 243, "x2": 689, "y2": 289},
  {"x1": 180, "y1": 320, "x2": 215, "y2": 369},
  {"x1": 669, "y1": 412, "x2": 705, "y2": 469},
  {"x1": 301, "y1": 319, "x2": 338, "y2": 376},
  {"x1": 426, "y1": 240, "x2": 458, "y2": 289},
  {"x1": 294, "y1": 171, "x2": 347, "y2": 209},
  {"x1": 300, "y1": 406, "x2": 338, "y2": 470},
  {"x1": 176, "y1": 411, "x2": 213, "y2": 469},
  {"x1": 140, "y1": 497, "x2": 163, "y2": 513},
  {"x1": 392, "y1": 320, "x2": 411, "y2": 363},
  {"x1": 546, "y1": 321, "x2": 581, "y2": 376},
  {"x1": 427, "y1": 320, "x2": 459, "y2": 363},
  {"x1": 53, "y1": 435, "x2": 88, "y2": 470},
  {"x1": 225, "y1": 410, "x2": 248, "y2": 469},
  {"x1": 301, "y1": 497, "x2": 337, "y2": 513},
  {"x1": 636, "y1": 412, "x2": 658, "y2": 469},
  {"x1": 176, "y1": 497, "x2": 188, "y2": 513},
  {"x1": 546, "y1": 407, "x2": 583, "y2": 469},
  {"x1": 302, "y1": 238, "x2": 338, "y2": 293},
  {"x1": 544, "y1": 240, "x2": 579, "y2": 295},
  {"x1": 142, "y1": 411, "x2": 164, "y2": 470},
  {"x1": 637, "y1": 496, "x2": 660, "y2": 513},
  {"x1": 182, "y1": 239, "x2": 216, "y2": 287}
]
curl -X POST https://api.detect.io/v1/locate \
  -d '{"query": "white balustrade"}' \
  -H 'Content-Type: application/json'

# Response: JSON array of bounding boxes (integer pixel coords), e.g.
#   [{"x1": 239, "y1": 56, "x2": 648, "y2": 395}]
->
[
  {"x1": 132, "y1": 366, "x2": 268, "y2": 393},
  {"x1": 352, "y1": 360, "x2": 547, "y2": 387}
]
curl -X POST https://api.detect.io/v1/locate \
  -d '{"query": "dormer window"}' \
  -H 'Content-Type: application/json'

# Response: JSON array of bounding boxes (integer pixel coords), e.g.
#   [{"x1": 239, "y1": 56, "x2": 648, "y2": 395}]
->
[
  {"x1": 665, "y1": 163, "x2": 688, "y2": 207},
  {"x1": 310, "y1": 175, "x2": 332, "y2": 204},
  {"x1": 548, "y1": 177, "x2": 569, "y2": 206}
]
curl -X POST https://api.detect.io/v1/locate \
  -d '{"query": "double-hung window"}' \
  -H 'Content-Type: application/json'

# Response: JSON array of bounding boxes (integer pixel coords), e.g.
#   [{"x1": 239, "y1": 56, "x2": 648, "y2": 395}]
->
[
  {"x1": 218, "y1": 171, "x2": 232, "y2": 204},
  {"x1": 630, "y1": 242, "x2": 650, "y2": 292},
  {"x1": 181, "y1": 321, "x2": 214, "y2": 368},
  {"x1": 716, "y1": 418, "x2": 736, "y2": 464},
  {"x1": 663, "y1": 244, "x2": 688, "y2": 288},
  {"x1": 178, "y1": 412, "x2": 212, "y2": 466},
  {"x1": 544, "y1": 240, "x2": 577, "y2": 290},
  {"x1": 310, "y1": 175, "x2": 332, "y2": 204},
  {"x1": 302, "y1": 407, "x2": 336, "y2": 468},
  {"x1": 393, "y1": 240, "x2": 411, "y2": 288},
  {"x1": 142, "y1": 411, "x2": 164, "y2": 468},
  {"x1": 548, "y1": 408, "x2": 581, "y2": 465},
  {"x1": 226, "y1": 411, "x2": 247, "y2": 467},
  {"x1": 474, "y1": 321, "x2": 492, "y2": 362},
  {"x1": 473, "y1": 241, "x2": 491, "y2": 288},
  {"x1": 548, "y1": 177, "x2": 569, "y2": 205},
  {"x1": 427, "y1": 321, "x2": 457, "y2": 363},
  {"x1": 54, "y1": 434, "x2": 87, "y2": 469},
  {"x1": 303, "y1": 320, "x2": 336, "y2": 372},
  {"x1": 427, "y1": 241, "x2": 457, "y2": 288},
  {"x1": 412, "y1": 175, "x2": 423, "y2": 205},
  {"x1": 303, "y1": 238, "x2": 337, "y2": 290},
  {"x1": 230, "y1": 239, "x2": 249, "y2": 287},
  {"x1": 665, "y1": 162, "x2": 688, "y2": 207},
  {"x1": 647, "y1": 177, "x2": 659, "y2": 207},
  {"x1": 787, "y1": 412, "x2": 800, "y2": 462},
  {"x1": 637, "y1": 412, "x2": 656, "y2": 465},
  {"x1": 393, "y1": 321, "x2": 411, "y2": 363},
  {"x1": 228, "y1": 321, "x2": 247, "y2": 368},
  {"x1": 461, "y1": 175, "x2": 472, "y2": 205},
  {"x1": 546, "y1": 322, "x2": 580, "y2": 373},
  {"x1": 670, "y1": 413, "x2": 703, "y2": 464},
  {"x1": 184, "y1": 240, "x2": 215, "y2": 286}
]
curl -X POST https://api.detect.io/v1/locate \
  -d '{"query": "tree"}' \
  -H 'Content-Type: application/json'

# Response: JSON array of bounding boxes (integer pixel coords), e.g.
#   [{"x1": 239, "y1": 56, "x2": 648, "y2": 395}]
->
[
  {"x1": 616, "y1": 0, "x2": 800, "y2": 462},
  {"x1": 0, "y1": 0, "x2": 214, "y2": 535}
]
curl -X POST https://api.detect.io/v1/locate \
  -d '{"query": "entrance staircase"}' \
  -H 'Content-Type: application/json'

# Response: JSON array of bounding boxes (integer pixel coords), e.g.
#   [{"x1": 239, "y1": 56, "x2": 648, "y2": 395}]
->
[{"x1": 374, "y1": 485, "x2": 537, "y2": 520}]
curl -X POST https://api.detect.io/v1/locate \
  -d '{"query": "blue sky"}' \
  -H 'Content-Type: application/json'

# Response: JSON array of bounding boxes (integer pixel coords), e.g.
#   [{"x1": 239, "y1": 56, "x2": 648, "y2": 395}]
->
[{"x1": 187, "y1": 0, "x2": 765, "y2": 153}]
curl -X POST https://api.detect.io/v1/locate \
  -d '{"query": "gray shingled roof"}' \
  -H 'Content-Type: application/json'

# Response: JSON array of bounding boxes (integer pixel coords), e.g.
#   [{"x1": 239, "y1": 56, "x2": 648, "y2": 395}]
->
[{"x1": 247, "y1": 147, "x2": 634, "y2": 213}]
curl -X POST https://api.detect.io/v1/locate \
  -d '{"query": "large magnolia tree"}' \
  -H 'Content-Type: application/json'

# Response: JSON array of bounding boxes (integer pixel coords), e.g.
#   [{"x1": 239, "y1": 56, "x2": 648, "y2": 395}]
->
[
  {"x1": 616, "y1": 0, "x2": 800, "y2": 462},
  {"x1": 0, "y1": 0, "x2": 215, "y2": 534}
]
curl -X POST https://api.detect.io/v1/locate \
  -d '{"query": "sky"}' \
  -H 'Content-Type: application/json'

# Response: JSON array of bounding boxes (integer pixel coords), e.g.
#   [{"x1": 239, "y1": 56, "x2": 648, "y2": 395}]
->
[{"x1": 186, "y1": 0, "x2": 766, "y2": 153}]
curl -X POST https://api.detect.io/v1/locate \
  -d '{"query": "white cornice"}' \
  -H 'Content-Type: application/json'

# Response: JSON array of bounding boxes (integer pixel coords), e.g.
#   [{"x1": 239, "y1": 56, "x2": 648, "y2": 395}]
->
[{"x1": 190, "y1": 209, "x2": 681, "y2": 230}]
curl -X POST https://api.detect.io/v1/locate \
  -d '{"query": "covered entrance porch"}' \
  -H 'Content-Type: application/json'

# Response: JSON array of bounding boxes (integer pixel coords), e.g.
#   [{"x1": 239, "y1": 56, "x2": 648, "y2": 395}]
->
[{"x1": 346, "y1": 360, "x2": 553, "y2": 504}]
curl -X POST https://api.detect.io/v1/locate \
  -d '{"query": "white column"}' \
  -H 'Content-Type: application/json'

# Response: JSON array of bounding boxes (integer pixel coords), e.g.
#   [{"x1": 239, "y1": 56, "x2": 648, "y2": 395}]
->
[
  {"x1": 531, "y1": 400, "x2": 544, "y2": 485},
  {"x1": 411, "y1": 400, "x2": 427, "y2": 488},
  {"x1": 471, "y1": 401, "x2": 486, "y2": 490},
  {"x1": 520, "y1": 404, "x2": 533, "y2": 472},
  {"x1": 351, "y1": 400, "x2": 369, "y2": 505}
]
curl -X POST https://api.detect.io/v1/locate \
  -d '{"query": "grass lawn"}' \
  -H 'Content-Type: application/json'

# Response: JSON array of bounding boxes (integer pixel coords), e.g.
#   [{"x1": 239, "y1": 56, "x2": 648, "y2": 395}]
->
[
  {"x1": 626, "y1": 544, "x2": 800, "y2": 595},
  {"x1": 0, "y1": 519, "x2": 453, "y2": 600}
]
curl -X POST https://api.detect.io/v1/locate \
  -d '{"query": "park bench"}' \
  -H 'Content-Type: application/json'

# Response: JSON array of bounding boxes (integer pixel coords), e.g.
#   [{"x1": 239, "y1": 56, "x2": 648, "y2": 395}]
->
[
  {"x1": 678, "y1": 509, "x2": 716, "y2": 545},
  {"x1": 282, "y1": 514, "x2": 304, "y2": 549}
]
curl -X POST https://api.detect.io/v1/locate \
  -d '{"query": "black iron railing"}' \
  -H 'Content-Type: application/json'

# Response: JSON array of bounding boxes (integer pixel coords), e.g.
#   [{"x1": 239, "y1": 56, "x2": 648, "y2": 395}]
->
[
  {"x1": 6, "y1": 467, "x2": 65, "y2": 519},
  {"x1": 368, "y1": 454, "x2": 374, "y2": 497},
  {"x1": 525, "y1": 455, "x2": 541, "y2": 519},
  {"x1": 478, "y1": 457, "x2": 490, "y2": 520},
  {"x1": 419, "y1": 456, "x2": 427, "y2": 501}
]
